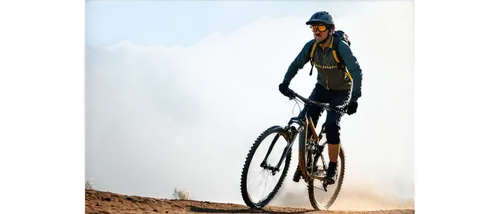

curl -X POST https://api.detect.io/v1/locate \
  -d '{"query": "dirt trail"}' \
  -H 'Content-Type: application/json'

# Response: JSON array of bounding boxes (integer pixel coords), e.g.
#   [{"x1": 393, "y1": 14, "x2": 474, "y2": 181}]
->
[{"x1": 85, "y1": 189, "x2": 414, "y2": 214}]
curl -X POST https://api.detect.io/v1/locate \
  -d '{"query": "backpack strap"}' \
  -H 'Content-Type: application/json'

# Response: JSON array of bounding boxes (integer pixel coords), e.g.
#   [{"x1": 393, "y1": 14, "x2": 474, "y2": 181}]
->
[
  {"x1": 329, "y1": 34, "x2": 342, "y2": 64},
  {"x1": 309, "y1": 42, "x2": 317, "y2": 76},
  {"x1": 330, "y1": 35, "x2": 352, "y2": 82}
]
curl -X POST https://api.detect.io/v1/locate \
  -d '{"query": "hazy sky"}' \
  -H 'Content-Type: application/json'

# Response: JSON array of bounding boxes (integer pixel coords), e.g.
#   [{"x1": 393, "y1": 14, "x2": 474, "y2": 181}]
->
[
  {"x1": 86, "y1": 1, "x2": 366, "y2": 48},
  {"x1": 84, "y1": 0, "x2": 424, "y2": 99}
]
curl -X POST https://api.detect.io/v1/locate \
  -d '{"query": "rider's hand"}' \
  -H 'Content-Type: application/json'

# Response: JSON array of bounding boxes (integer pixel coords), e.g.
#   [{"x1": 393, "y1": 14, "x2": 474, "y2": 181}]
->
[
  {"x1": 279, "y1": 81, "x2": 293, "y2": 98},
  {"x1": 346, "y1": 101, "x2": 358, "y2": 115}
]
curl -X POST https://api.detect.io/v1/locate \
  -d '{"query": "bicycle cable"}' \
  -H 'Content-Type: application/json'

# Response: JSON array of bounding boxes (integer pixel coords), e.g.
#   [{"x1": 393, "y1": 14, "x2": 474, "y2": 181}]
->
[{"x1": 292, "y1": 97, "x2": 302, "y2": 117}]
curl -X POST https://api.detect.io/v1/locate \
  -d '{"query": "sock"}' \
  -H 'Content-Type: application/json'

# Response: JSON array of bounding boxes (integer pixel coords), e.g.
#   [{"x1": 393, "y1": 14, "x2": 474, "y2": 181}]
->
[{"x1": 329, "y1": 161, "x2": 337, "y2": 168}]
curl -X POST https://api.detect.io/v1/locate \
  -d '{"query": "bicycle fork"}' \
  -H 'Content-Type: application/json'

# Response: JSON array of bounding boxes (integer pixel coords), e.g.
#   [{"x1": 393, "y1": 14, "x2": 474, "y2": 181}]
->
[{"x1": 260, "y1": 128, "x2": 297, "y2": 176}]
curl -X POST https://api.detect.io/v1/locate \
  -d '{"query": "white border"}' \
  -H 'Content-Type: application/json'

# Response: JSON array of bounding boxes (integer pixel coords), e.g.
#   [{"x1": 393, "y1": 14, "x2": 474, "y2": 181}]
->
[{"x1": 415, "y1": 0, "x2": 424, "y2": 104}]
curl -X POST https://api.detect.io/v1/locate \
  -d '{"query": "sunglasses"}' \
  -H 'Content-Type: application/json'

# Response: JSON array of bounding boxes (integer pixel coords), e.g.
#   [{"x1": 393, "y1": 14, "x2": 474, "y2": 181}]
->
[{"x1": 310, "y1": 25, "x2": 328, "y2": 32}]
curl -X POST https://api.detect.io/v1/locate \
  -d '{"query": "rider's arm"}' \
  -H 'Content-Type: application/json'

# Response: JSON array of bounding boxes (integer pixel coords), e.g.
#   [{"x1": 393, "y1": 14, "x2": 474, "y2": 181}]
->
[
  {"x1": 337, "y1": 40, "x2": 363, "y2": 102},
  {"x1": 283, "y1": 39, "x2": 316, "y2": 83}
]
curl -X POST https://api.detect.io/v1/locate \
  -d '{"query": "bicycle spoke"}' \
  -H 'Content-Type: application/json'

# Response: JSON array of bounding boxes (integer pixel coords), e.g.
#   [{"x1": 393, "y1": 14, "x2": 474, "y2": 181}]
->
[{"x1": 314, "y1": 185, "x2": 327, "y2": 192}]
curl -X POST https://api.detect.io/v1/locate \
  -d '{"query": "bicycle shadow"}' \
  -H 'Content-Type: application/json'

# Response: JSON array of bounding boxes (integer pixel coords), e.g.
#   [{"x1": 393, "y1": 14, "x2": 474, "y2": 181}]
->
[{"x1": 189, "y1": 206, "x2": 312, "y2": 213}]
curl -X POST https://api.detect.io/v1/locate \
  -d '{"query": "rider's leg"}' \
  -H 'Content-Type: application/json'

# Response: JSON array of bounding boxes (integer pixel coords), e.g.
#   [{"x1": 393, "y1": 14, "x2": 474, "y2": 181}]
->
[
  {"x1": 293, "y1": 84, "x2": 328, "y2": 182},
  {"x1": 323, "y1": 112, "x2": 341, "y2": 184},
  {"x1": 297, "y1": 83, "x2": 329, "y2": 144},
  {"x1": 323, "y1": 90, "x2": 350, "y2": 184}
]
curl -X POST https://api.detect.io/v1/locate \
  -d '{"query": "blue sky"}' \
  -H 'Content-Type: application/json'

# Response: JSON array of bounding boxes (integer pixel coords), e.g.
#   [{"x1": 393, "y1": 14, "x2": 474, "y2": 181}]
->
[{"x1": 86, "y1": 1, "x2": 368, "y2": 47}]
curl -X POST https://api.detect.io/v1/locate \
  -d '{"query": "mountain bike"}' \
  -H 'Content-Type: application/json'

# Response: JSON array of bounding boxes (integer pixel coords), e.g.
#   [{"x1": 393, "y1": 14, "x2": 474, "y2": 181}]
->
[{"x1": 240, "y1": 89, "x2": 346, "y2": 211}]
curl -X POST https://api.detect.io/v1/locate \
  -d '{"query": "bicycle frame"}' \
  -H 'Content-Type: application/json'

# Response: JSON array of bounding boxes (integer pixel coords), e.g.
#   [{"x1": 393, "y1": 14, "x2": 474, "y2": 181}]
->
[
  {"x1": 299, "y1": 115, "x2": 324, "y2": 180},
  {"x1": 260, "y1": 89, "x2": 341, "y2": 177}
]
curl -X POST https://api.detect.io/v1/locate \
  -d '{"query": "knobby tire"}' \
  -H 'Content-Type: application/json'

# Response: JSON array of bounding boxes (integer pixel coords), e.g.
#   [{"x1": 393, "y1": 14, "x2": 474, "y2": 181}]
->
[
  {"x1": 307, "y1": 146, "x2": 346, "y2": 210},
  {"x1": 240, "y1": 126, "x2": 292, "y2": 209}
]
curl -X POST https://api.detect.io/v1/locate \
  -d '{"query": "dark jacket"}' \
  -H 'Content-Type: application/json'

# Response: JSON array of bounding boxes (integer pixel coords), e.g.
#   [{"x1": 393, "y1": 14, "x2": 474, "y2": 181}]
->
[{"x1": 283, "y1": 36, "x2": 363, "y2": 102}]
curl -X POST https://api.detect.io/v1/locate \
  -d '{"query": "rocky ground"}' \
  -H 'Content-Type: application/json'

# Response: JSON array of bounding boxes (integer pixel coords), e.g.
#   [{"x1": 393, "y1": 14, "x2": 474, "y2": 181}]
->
[{"x1": 85, "y1": 189, "x2": 415, "y2": 214}]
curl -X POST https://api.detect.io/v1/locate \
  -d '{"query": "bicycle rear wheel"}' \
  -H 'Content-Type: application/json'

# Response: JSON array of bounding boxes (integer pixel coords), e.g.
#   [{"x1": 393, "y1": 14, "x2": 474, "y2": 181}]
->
[
  {"x1": 307, "y1": 145, "x2": 345, "y2": 210},
  {"x1": 240, "y1": 126, "x2": 292, "y2": 208}
]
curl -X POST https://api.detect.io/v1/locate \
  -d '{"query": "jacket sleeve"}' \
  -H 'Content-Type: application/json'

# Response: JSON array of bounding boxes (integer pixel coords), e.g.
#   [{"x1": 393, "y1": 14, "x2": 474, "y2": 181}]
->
[
  {"x1": 283, "y1": 40, "x2": 315, "y2": 83},
  {"x1": 337, "y1": 40, "x2": 362, "y2": 102}
]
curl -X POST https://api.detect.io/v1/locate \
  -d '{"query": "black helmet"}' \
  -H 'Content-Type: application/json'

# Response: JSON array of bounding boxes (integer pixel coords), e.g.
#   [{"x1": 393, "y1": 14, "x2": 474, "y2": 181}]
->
[{"x1": 306, "y1": 11, "x2": 334, "y2": 26}]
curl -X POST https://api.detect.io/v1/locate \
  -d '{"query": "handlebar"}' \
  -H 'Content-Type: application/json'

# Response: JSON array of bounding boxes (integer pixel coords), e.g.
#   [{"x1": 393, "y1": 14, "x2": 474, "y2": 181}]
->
[
  {"x1": 289, "y1": 89, "x2": 330, "y2": 109},
  {"x1": 287, "y1": 89, "x2": 346, "y2": 113}
]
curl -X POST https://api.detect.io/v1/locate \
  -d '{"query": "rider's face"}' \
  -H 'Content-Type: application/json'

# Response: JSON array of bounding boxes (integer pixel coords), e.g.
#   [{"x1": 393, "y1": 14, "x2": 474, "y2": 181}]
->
[{"x1": 311, "y1": 25, "x2": 331, "y2": 43}]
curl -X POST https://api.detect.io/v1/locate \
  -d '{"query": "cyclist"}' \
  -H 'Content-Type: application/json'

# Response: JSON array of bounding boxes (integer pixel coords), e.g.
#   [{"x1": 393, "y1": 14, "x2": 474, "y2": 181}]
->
[{"x1": 278, "y1": 11, "x2": 363, "y2": 184}]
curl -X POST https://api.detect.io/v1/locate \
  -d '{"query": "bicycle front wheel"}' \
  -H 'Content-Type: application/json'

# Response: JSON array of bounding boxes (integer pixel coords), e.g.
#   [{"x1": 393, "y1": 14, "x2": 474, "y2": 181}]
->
[
  {"x1": 307, "y1": 145, "x2": 346, "y2": 210},
  {"x1": 240, "y1": 126, "x2": 292, "y2": 208}
]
